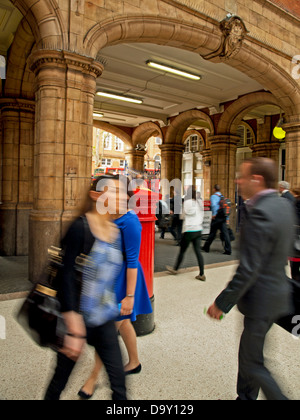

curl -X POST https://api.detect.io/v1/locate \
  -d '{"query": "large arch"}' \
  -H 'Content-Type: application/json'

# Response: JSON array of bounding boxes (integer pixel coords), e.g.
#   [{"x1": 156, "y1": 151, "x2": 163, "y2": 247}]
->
[
  {"x1": 84, "y1": 15, "x2": 300, "y2": 119},
  {"x1": 132, "y1": 122, "x2": 163, "y2": 147},
  {"x1": 93, "y1": 120, "x2": 132, "y2": 148},
  {"x1": 4, "y1": 18, "x2": 35, "y2": 99},
  {"x1": 165, "y1": 110, "x2": 214, "y2": 144},
  {"x1": 10, "y1": 0, "x2": 67, "y2": 49},
  {"x1": 217, "y1": 91, "x2": 281, "y2": 135}
]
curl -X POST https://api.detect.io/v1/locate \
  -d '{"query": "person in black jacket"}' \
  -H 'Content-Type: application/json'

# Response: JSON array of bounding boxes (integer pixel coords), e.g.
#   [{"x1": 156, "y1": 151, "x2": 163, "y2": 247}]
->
[
  {"x1": 207, "y1": 158, "x2": 295, "y2": 400},
  {"x1": 44, "y1": 176, "x2": 127, "y2": 400}
]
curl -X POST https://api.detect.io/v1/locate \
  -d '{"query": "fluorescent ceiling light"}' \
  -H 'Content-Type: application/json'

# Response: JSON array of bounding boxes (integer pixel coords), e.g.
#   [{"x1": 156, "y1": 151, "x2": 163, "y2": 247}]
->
[
  {"x1": 93, "y1": 112, "x2": 104, "y2": 118},
  {"x1": 96, "y1": 91, "x2": 143, "y2": 104},
  {"x1": 146, "y1": 61, "x2": 201, "y2": 80}
]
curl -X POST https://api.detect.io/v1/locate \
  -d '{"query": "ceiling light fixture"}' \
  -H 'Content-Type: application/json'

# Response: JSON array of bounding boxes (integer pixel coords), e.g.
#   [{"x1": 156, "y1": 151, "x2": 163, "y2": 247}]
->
[
  {"x1": 93, "y1": 112, "x2": 104, "y2": 118},
  {"x1": 96, "y1": 91, "x2": 143, "y2": 104},
  {"x1": 146, "y1": 60, "x2": 201, "y2": 80}
]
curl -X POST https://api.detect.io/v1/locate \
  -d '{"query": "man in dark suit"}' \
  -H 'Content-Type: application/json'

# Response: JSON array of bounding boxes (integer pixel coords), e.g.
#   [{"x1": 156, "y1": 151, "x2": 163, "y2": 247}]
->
[
  {"x1": 278, "y1": 180, "x2": 296, "y2": 204},
  {"x1": 207, "y1": 157, "x2": 295, "y2": 400}
]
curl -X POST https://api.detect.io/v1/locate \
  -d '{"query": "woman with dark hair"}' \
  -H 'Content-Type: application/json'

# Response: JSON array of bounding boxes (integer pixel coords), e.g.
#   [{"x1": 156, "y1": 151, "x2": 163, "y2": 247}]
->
[
  {"x1": 78, "y1": 174, "x2": 152, "y2": 399},
  {"x1": 166, "y1": 185, "x2": 205, "y2": 281},
  {"x1": 44, "y1": 176, "x2": 127, "y2": 400}
]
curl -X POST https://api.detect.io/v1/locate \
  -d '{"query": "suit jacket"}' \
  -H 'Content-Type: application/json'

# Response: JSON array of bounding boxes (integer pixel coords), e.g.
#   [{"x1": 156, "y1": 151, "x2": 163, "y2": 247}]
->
[
  {"x1": 215, "y1": 192, "x2": 295, "y2": 319},
  {"x1": 281, "y1": 190, "x2": 296, "y2": 204}
]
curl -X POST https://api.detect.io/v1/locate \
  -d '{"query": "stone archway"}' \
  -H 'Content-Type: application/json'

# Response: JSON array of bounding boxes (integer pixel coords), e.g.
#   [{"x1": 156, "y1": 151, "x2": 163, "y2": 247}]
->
[
  {"x1": 217, "y1": 91, "x2": 282, "y2": 135},
  {"x1": 11, "y1": 0, "x2": 67, "y2": 49},
  {"x1": 84, "y1": 15, "x2": 300, "y2": 119},
  {"x1": 93, "y1": 120, "x2": 132, "y2": 148},
  {"x1": 165, "y1": 110, "x2": 214, "y2": 145},
  {"x1": 132, "y1": 122, "x2": 163, "y2": 147}
]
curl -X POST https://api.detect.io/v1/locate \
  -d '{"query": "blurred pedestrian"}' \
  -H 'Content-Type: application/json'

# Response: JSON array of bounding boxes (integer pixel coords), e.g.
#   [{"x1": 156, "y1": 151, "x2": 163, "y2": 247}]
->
[
  {"x1": 278, "y1": 180, "x2": 296, "y2": 204},
  {"x1": 207, "y1": 157, "x2": 295, "y2": 400},
  {"x1": 202, "y1": 184, "x2": 231, "y2": 255},
  {"x1": 289, "y1": 187, "x2": 300, "y2": 282},
  {"x1": 166, "y1": 185, "x2": 205, "y2": 281},
  {"x1": 78, "y1": 175, "x2": 152, "y2": 399},
  {"x1": 44, "y1": 176, "x2": 127, "y2": 400}
]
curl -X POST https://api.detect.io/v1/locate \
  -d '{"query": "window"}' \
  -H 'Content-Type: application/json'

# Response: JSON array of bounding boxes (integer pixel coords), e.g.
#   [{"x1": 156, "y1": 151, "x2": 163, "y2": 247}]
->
[
  {"x1": 190, "y1": 135, "x2": 198, "y2": 153},
  {"x1": 185, "y1": 139, "x2": 190, "y2": 153},
  {"x1": 101, "y1": 158, "x2": 112, "y2": 167},
  {"x1": 237, "y1": 124, "x2": 254, "y2": 147},
  {"x1": 0, "y1": 55, "x2": 6, "y2": 79},
  {"x1": 115, "y1": 137, "x2": 124, "y2": 151},
  {"x1": 103, "y1": 133, "x2": 112, "y2": 150},
  {"x1": 120, "y1": 159, "x2": 125, "y2": 168},
  {"x1": 185, "y1": 135, "x2": 200, "y2": 153}
]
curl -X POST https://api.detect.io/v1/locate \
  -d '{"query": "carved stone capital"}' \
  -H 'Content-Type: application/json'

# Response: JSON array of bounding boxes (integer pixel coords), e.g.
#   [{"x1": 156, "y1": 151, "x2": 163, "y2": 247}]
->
[{"x1": 28, "y1": 50, "x2": 104, "y2": 79}]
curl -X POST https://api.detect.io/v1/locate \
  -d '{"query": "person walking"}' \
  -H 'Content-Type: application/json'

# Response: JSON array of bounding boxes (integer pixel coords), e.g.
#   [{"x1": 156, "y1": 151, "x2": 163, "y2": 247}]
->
[
  {"x1": 78, "y1": 175, "x2": 152, "y2": 399},
  {"x1": 202, "y1": 185, "x2": 231, "y2": 255},
  {"x1": 278, "y1": 180, "x2": 296, "y2": 204},
  {"x1": 166, "y1": 185, "x2": 205, "y2": 281},
  {"x1": 44, "y1": 176, "x2": 127, "y2": 400},
  {"x1": 207, "y1": 157, "x2": 295, "y2": 400},
  {"x1": 289, "y1": 187, "x2": 300, "y2": 282}
]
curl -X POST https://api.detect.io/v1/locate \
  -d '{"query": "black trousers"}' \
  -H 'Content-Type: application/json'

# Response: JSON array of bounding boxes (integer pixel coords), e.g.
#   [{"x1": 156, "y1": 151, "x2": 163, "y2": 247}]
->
[
  {"x1": 237, "y1": 317, "x2": 288, "y2": 400},
  {"x1": 44, "y1": 320, "x2": 127, "y2": 400},
  {"x1": 175, "y1": 231, "x2": 204, "y2": 275},
  {"x1": 203, "y1": 217, "x2": 231, "y2": 254}
]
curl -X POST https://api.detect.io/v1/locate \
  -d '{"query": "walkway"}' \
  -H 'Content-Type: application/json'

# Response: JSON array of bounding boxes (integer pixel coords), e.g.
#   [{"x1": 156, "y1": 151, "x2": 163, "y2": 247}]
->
[{"x1": 0, "y1": 262, "x2": 299, "y2": 400}]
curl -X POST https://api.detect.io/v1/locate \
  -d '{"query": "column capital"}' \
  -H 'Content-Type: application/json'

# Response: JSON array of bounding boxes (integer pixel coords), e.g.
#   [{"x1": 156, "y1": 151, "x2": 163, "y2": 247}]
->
[
  {"x1": 282, "y1": 115, "x2": 300, "y2": 133},
  {"x1": 28, "y1": 49, "x2": 104, "y2": 79},
  {"x1": 208, "y1": 134, "x2": 240, "y2": 147},
  {"x1": 159, "y1": 143, "x2": 185, "y2": 154},
  {"x1": 0, "y1": 98, "x2": 35, "y2": 113}
]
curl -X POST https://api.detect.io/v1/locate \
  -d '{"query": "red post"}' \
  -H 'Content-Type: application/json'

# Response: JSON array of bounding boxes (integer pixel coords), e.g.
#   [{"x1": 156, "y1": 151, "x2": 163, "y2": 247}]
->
[{"x1": 131, "y1": 186, "x2": 160, "y2": 335}]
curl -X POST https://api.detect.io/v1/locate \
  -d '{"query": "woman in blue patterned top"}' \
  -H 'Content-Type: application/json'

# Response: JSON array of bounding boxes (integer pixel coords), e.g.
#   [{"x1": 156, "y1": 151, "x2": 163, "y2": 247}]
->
[
  {"x1": 45, "y1": 176, "x2": 127, "y2": 400},
  {"x1": 79, "y1": 175, "x2": 152, "y2": 399}
]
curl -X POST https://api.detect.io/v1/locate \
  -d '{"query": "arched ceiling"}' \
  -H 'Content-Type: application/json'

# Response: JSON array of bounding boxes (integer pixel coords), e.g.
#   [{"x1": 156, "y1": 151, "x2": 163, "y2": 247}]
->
[{"x1": 94, "y1": 42, "x2": 281, "y2": 128}]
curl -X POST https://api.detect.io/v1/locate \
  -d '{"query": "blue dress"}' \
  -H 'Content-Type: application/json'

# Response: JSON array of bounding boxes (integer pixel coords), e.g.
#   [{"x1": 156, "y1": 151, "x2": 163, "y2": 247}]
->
[{"x1": 114, "y1": 211, "x2": 153, "y2": 322}]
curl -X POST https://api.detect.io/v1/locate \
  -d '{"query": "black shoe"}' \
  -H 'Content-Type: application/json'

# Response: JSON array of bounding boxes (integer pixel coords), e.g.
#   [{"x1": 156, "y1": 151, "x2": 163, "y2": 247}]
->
[
  {"x1": 125, "y1": 364, "x2": 142, "y2": 376},
  {"x1": 202, "y1": 247, "x2": 209, "y2": 253},
  {"x1": 223, "y1": 251, "x2": 231, "y2": 255}
]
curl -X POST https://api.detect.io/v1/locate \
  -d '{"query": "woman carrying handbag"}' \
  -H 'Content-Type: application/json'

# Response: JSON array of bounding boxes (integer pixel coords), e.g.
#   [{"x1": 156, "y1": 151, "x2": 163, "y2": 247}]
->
[{"x1": 44, "y1": 176, "x2": 127, "y2": 400}]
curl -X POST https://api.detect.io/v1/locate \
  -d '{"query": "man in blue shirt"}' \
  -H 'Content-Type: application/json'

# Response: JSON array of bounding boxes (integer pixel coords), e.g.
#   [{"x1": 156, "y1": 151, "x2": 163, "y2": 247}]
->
[{"x1": 202, "y1": 184, "x2": 231, "y2": 255}]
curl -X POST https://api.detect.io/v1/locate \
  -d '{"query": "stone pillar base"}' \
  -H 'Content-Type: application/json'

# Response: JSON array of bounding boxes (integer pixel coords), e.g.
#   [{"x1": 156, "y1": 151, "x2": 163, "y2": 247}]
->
[{"x1": 29, "y1": 210, "x2": 62, "y2": 283}]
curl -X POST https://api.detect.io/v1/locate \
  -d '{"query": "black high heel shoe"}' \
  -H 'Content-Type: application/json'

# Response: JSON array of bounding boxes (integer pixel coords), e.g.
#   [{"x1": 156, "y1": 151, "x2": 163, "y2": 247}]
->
[{"x1": 125, "y1": 364, "x2": 142, "y2": 376}]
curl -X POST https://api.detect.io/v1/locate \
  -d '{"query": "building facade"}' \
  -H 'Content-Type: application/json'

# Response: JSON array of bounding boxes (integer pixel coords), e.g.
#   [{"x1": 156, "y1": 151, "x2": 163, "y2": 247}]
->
[{"x1": 0, "y1": 0, "x2": 300, "y2": 282}]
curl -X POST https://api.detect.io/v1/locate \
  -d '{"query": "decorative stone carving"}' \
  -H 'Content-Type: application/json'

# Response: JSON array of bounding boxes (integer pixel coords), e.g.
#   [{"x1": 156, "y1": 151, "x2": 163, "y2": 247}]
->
[{"x1": 203, "y1": 15, "x2": 248, "y2": 61}]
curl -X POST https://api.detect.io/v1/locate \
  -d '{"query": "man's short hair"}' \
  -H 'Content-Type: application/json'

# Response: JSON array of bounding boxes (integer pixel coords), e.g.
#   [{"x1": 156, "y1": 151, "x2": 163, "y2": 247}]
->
[
  {"x1": 245, "y1": 157, "x2": 278, "y2": 189},
  {"x1": 214, "y1": 184, "x2": 221, "y2": 192}
]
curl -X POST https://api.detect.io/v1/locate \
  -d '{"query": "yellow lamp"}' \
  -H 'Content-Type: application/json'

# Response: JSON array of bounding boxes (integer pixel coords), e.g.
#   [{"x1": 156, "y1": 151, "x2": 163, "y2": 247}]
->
[{"x1": 273, "y1": 126, "x2": 286, "y2": 140}]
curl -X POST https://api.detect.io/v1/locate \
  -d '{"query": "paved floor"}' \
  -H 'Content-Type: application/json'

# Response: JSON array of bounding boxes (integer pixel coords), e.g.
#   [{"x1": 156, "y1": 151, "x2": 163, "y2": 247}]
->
[
  {"x1": 0, "y1": 233, "x2": 238, "y2": 295},
  {"x1": 1, "y1": 263, "x2": 299, "y2": 401}
]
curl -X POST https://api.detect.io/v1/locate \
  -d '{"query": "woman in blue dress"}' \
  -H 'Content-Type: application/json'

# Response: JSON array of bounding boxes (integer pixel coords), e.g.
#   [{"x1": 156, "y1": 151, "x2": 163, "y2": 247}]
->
[{"x1": 78, "y1": 176, "x2": 152, "y2": 399}]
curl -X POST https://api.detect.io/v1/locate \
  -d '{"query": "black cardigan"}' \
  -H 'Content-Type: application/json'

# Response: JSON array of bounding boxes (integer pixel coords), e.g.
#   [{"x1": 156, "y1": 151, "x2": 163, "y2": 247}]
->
[{"x1": 57, "y1": 217, "x2": 95, "y2": 313}]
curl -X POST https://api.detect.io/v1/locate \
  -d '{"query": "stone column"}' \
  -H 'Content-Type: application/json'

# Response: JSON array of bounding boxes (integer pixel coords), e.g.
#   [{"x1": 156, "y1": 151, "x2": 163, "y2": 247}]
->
[
  {"x1": 209, "y1": 135, "x2": 239, "y2": 227},
  {"x1": 28, "y1": 50, "x2": 103, "y2": 282},
  {"x1": 0, "y1": 99, "x2": 35, "y2": 256},
  {"x1": 159, "y1": 144, "x2": 185, "y2": 196},
  {"x1": 124, "y1": 149, "x2": 146, "y2": 173},
  {"x1": 283, "y1": 115, "x2": 300, "y2": 187},
  {"x1": 251, "y1": 142, "x2": 281, "y2": 163}
]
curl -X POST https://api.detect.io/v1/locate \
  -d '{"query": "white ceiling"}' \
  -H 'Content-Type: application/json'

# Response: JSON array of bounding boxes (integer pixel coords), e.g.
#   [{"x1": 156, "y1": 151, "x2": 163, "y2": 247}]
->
[
  {"x1": 0, "y1": 0, "x2": 22, "y2": 56},
  {"x1": 94, "y1": 43, "x2": 280, "y2": 128}
]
